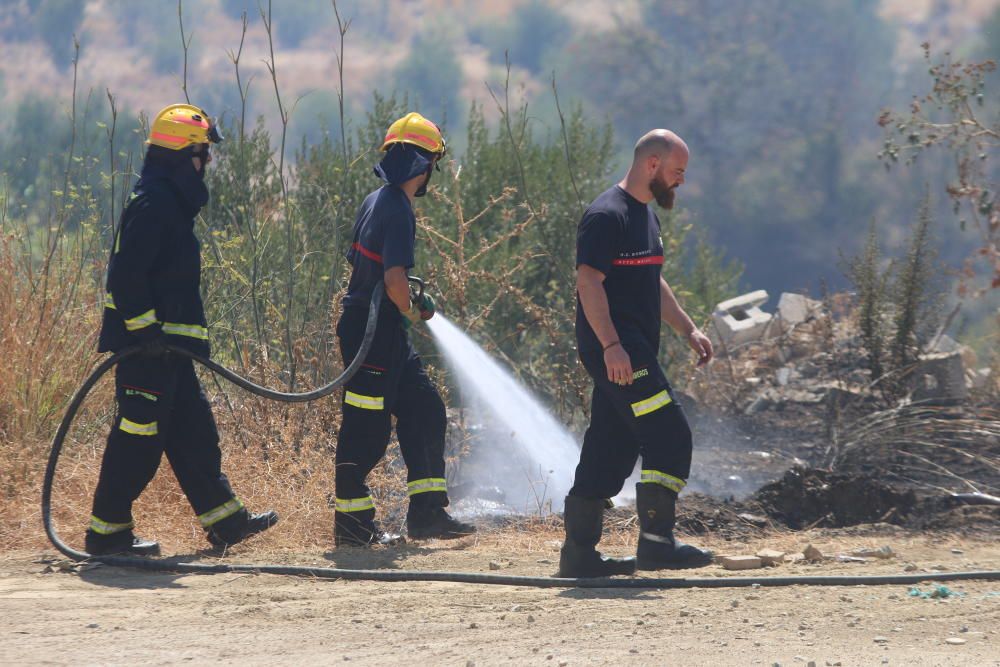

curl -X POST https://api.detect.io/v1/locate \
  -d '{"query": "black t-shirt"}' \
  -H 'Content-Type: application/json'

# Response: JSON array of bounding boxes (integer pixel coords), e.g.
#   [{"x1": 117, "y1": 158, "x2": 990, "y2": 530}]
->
[
  {"x1": 575, "y1": 185, "x2": 664, "y2": 356},
  {"x1": 342, "y1": 185, "x2": 416, "y2": 310}
]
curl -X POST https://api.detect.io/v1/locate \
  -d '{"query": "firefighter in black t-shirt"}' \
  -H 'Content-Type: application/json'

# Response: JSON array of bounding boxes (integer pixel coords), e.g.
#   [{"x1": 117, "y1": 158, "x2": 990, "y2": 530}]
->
[
  {"x1": 333, "y1": 112, "x2": 475, "y2": 547},
  {"x1": 558, "y1": 129, "x2": 714, "y2": 577}
]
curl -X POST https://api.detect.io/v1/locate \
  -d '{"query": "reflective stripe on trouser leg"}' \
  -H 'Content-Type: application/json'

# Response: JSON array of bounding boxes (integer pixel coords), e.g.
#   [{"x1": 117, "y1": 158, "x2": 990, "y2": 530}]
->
[
  {"x1": 407, "y1": 478, "x2": 447, "y2": 496},
  {"x1": 344, "y1": 391, "x2": 385, "y2": 410},
  {"x1": 119, "y1": 418, "x2": 158, "y2": 436},
  {"x1": 640, "y1": 469, "x2": 686, "y2": 493},
  {"x1": 334, "y1": 496, "x2": 376, "y2": 512},
  {"x1": 162, "y1": 322, "x2": 209, "y2": 340},
  {"x1": 197, "y1": 497, "x2": 244, "y2": 527},
  {"x1": 630, "y1": 389, "x2": 672, "y2": 417},
  {"x1": 89, "y1": 515, "x2": 134, "y2": 535}
]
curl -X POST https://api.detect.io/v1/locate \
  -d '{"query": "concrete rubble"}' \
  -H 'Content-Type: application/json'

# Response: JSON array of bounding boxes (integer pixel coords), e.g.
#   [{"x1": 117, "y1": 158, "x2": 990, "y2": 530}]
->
[
  {"x1": 719, "y1": 555, "x2": 764, "y2": 570},
  {"x1": 701, "y1": 288, "x2": 995, "y2": 415},
  {"x1": 711, "y1": 290, "x2": 775, "y2": 350},
  {"x1": 755, "y1": 549, "x2": 785, "y2": 566}
]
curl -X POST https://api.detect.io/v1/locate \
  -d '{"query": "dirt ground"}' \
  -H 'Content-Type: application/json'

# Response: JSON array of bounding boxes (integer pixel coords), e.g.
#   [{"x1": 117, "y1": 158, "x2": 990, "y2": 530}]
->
[{"x1": 2, "y1": 528, "x2": 998, "y2": 667}]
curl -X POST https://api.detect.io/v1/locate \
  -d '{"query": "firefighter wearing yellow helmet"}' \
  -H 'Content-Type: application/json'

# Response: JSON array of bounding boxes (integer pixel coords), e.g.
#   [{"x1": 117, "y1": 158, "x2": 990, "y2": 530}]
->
[
  {"x1": 86, "y1": 103, "x2": 277, "y2": 556},
  {"x1": 332, "y1": 111, "x2": 475, "y2": 546}
]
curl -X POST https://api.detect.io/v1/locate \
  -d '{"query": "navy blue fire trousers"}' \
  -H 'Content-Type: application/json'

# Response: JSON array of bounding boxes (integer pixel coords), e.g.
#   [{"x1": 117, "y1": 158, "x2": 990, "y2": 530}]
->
[
  {"x1": 333, "y1": 306, "x2": 450, "y2": 517},
  {"x1": 570, "y1": 334, "x2": 694, "y2": 500},
  {"x1": 89, "y1": 355, "x2": 245, "y2": 537}
]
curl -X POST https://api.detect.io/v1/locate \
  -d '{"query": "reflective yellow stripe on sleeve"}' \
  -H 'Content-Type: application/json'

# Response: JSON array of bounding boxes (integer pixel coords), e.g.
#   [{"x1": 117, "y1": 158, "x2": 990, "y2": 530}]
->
[
  {"x1": 198, "y1": 498, "x2": 245, "y2": 527},
  {"x1": 124, "y1": 308, "x2": 158, "y2": 331},
  {"x1": 344, "y1": 391, "x2": 384, "y2": 411},
  {"x1": 104, "y1": 293, "x2": 116, "y2": 309},
  {"x1": 406, "y1": 478, "x2": 447, "y2": 496},
  {"x1": 119, "y1": 418, "x2": 158, "y2": 436},
  {"x1": 334, "y1": 496, "x2": 376, "y2": 513},
  {"x1": 89, "y1": 515, "x2": 134, "y2": 535},
  {"x1": 630, "y1": 389, "x2": 672, "y2": 417},
  {"x1": 640, "y1": 469, "x2": 686, "y2": 493}
]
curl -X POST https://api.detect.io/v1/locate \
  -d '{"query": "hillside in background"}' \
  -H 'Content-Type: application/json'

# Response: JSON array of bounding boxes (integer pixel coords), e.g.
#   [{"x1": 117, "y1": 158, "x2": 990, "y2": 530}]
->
[{"x1": 1, "y1": 0, "x2": 998, "y2": 313}]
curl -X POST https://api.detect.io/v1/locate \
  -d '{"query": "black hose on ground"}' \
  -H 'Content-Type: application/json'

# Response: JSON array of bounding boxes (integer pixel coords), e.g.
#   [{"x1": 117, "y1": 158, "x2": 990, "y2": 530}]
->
[{"x1": 41, "y1": 282, "x2": 1000, "y2": 589}]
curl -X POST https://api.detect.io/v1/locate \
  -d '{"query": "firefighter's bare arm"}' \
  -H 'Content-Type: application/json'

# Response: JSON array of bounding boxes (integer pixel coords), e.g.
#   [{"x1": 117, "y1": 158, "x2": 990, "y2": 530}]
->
[
  {"x1": 385, "y1": 265, "x2": 420, "y2": 322},
  {"x1": 659, "y1": 276, "x2": 712, "y2": 367},
  {"x1": 578, "y1": 264, "x2": 634, "y2": 385}
]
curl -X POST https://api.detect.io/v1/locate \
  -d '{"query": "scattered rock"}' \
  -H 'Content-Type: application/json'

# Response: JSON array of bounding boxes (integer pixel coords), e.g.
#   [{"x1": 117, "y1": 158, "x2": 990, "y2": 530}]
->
[
  {"x1": 802, "y1": 545, "x2": 824, "y2": 562},
  {"x1": 527, "y1": 615, "x2": 535, "y2": 623},
  {"x1": 720, "y1": 555, "x2": 764, "y2": 571},
  {"x1": 738, "y1": 513, "x2": 769, "y2": 527},
  {"x1": 945, "y1": 637, "x2": 967, "y2": 645},
  {"x1": 950, "y1": 548, "x2": 964, "y2": 555},
  {"x1": 835, "y1": 555, "x2": 869, "y2": 563},
  {"x1": 873, "y1": 636, "x2": 889, "y2": 644},
  {"x1": 851, "y1": 546, "x2": 895, "y2": 559},
  {"x1": 488, "y1": 561, "x2": 502, "y2": 570},
  {"x1": 756, "y1": 549, "x2": 785, "y2": 566},
  {"x1": 777, "y1": 292, "x2": 821, "y2": 326}
]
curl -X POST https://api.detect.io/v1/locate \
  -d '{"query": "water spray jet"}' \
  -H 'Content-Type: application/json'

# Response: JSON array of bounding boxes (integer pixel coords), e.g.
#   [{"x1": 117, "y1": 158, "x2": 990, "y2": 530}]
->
[{"x1": 427, "y1": 315, "x2": 580, "y2": 513}]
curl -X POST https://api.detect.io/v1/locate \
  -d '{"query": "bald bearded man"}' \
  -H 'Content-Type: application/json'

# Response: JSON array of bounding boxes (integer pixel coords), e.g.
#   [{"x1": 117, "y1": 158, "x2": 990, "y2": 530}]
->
[{"x1": 558, "y1": 130, "x2": 714, "y2": 578}]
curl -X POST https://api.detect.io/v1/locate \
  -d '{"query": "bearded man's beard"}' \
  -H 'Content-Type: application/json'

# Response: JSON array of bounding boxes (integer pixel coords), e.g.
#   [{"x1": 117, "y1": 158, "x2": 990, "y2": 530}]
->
[{"x1": 649, "y1": 177, "x2": 675, "y2": 210}]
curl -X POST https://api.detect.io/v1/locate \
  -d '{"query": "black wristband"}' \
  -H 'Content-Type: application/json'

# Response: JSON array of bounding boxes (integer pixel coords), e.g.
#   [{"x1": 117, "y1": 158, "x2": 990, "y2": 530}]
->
[{"x1": 602, "y1": 340, "x2": 621, "y2": 352}]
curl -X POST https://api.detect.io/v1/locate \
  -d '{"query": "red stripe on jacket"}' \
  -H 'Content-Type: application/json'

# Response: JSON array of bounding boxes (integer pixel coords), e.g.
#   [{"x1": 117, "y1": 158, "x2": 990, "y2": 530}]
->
[{"x1": 352, "y1": 242, "x2": 383, "y2": 264}]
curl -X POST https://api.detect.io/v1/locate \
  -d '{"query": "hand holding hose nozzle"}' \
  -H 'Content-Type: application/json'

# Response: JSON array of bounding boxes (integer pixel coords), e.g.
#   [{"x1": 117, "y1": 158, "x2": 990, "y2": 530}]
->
[{"x1": 402, "y1": 276, "x2": 435, "y2": 328}]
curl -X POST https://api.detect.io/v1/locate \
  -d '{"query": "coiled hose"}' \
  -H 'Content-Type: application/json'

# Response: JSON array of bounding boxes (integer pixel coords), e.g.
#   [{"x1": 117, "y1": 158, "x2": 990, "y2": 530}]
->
[{"x1": 42, "y1": 282, "x2": 1000, "y2": 589}]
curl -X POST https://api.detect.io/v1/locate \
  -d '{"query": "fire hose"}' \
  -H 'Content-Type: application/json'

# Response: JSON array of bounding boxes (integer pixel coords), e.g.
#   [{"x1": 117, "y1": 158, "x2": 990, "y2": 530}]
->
[{"x1": 42, "y1": 281, "x2": 1000, "y2": 589}]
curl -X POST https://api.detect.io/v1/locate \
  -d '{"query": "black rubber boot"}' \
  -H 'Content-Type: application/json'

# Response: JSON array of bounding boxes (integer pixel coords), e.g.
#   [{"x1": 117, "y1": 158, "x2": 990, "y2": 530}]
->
[
  {"x1": 206, "y1": 508, "x2": 279, "y2": 548},
  {"x1": 334, "y1": 509, "x2": 403, "y2": 547},
  {"x1": 406, "y1": 506, "x2": 476, "y2": 540},
  {"x1": 635, "y1": 483, "x2": 713, "y2": 570},
  {"x1": 557, "y1": 495, "x2": 636, "y2": 578},
  {"x1": 85, "y1": 530, "x2": 161, "y2": 557}
]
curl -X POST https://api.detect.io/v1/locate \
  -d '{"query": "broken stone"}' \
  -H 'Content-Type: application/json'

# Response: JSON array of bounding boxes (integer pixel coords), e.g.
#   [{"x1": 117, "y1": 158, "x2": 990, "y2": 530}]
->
[
  {"x1": 910, "y1": 351, "x2": 967, "y2": 405},
  {"x1": 785, "y1": 553, "x2": 805, "y2": 564},
  {"x1": 969, "y1": 367, "x2": 992, "y2": 391},
  {"x1": 945, "y1": 637, "x2": 966, "y2": 645},
  {"x1": 836, "y1": 555, "x2": 869, "y2": 563},
  {"x1": 873, "y1": 636, "x2": 889, "y2": 643},
  {"x1": 777, "y1": 292, "x2": 821, "y2": 327},
  {"x1": 852, "y1": 546, "x2": 895, "y2": 560},
  {"x1": 802, "y1": 545, "x2": 824, "y2": 562},
  {"x1": 756, "y1": 549, "x2": 785, "y2": 566},
  {"x1": 719, "y1": 555, "x2": 764, "y2": 571}
]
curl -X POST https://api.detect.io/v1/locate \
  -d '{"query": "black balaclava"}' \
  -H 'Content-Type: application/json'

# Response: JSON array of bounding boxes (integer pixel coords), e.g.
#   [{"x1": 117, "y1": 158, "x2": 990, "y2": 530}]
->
[
  {"x1": 374, "y1": 144, "x2": 436, "y2": 197},
  {"x1": 138, "y1": 144, "x2": 210, "y2": 217}
]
